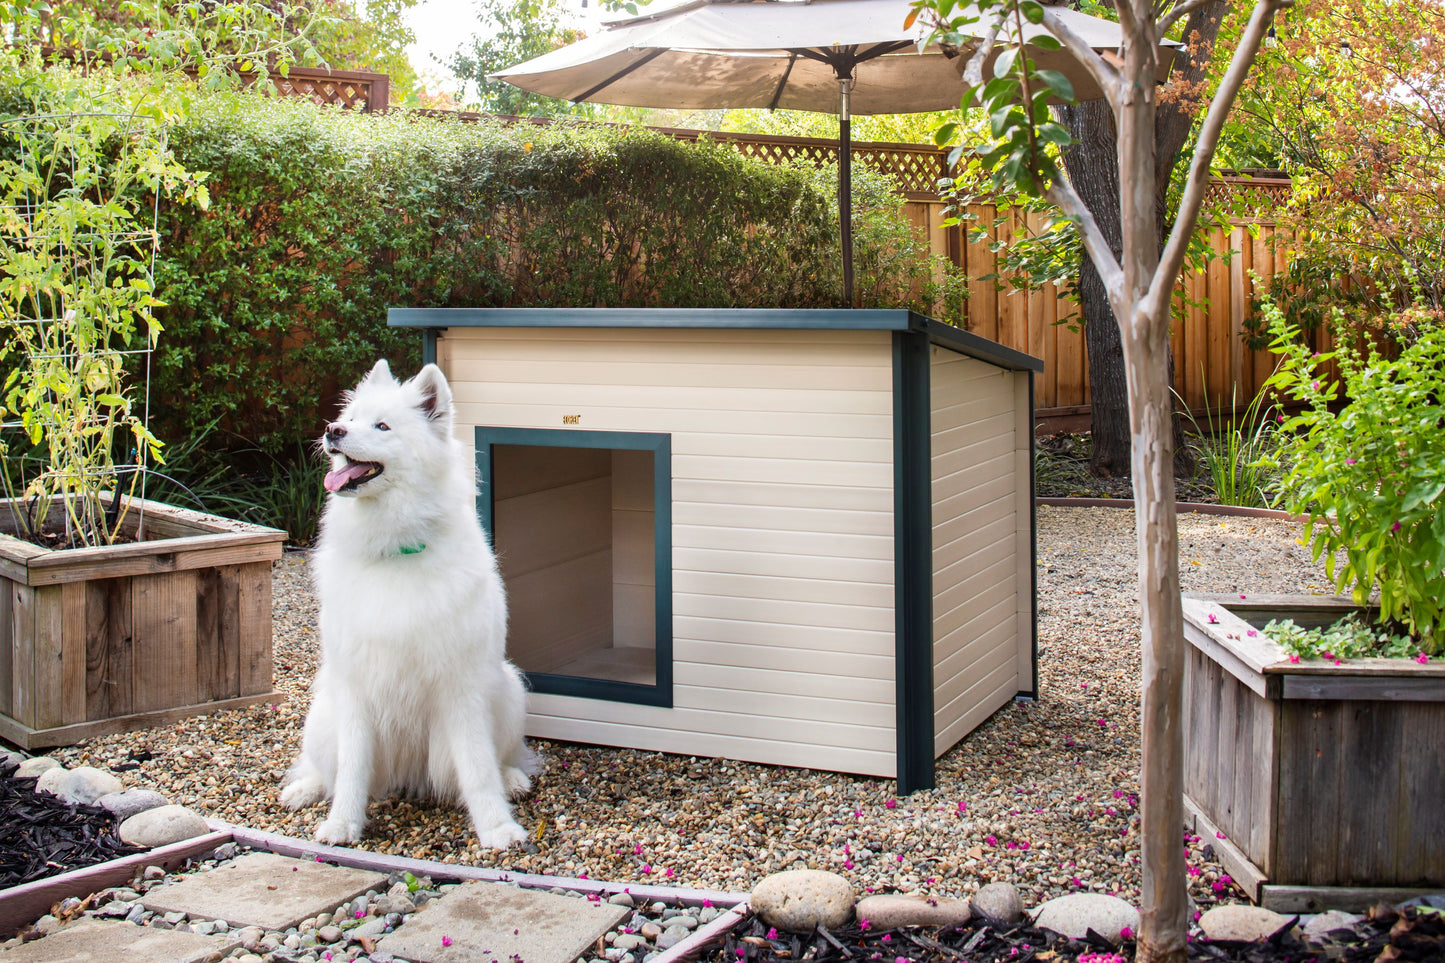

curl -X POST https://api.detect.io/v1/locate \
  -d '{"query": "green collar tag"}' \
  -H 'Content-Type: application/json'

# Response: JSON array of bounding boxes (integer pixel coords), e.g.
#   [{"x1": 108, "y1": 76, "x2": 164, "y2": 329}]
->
[{"x1": 394, "y1": 542, "x2": 427, "y2": 556}]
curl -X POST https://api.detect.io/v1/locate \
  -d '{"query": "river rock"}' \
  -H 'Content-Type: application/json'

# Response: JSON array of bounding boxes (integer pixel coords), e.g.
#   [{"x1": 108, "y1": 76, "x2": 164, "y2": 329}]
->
[
  {"x1": 1300, "y1": 910, "x2": 1364, "y2": 945},
  {"x1": 97, "y1": 788, "x2": 169, "y2": 821},
  {"x1": 0, "y1": 748, "x2": 20, "y2": 770},
  {"x1": 15, "y1": 756, "x2": 62, "y2": 779},
  {"x1": 119, "y1": 804, "x2": 210, "y2": 847},
  {"x1": 36, "y1": 765, "x2": 123, "y2": 806},
  {"x1": 750, "y1": 870, "x2": 854, "y2": 932},
  {"x1": 855, "y1": 894, "x2": 972, "y2": 929},
  {"x1": 1198, "y1": 905, "x2": 1294, "y2": 942},
  {"x1": 971, "y1": 882, "x2": 1025, "y2": 924},
  {"x1": 1032, "y1": 893, "x2": 1140, "y2": 943}
]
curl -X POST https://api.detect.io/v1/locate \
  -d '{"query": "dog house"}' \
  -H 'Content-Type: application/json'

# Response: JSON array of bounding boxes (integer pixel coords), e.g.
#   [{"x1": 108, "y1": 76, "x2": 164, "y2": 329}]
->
[{"x1": 388, "y1": 308, "x2": 1039, "y2": 792}]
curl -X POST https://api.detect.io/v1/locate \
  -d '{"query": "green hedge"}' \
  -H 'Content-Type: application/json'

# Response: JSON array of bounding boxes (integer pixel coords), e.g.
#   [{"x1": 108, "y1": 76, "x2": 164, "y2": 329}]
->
[{"x1": 1, "y1": 76, "x2": 958, "y2": 457}]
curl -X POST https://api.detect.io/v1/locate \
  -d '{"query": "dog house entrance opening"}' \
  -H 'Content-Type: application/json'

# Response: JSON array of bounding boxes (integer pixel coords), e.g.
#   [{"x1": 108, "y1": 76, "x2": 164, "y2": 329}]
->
[{"x1": 491, "y1": 442, "x2": 658, "y2": 689}]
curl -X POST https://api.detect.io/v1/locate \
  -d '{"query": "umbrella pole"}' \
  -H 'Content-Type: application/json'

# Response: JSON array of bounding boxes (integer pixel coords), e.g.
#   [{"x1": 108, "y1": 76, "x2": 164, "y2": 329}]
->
[{"x1": 839, "y1": 77, "x2": 855, "y2": 308}]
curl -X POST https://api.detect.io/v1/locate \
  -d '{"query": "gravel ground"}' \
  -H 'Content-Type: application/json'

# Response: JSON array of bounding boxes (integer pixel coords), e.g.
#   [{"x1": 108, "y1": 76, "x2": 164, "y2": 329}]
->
[{"x1": 51, "y1": 507, "x2": 1325, "y2": 911}]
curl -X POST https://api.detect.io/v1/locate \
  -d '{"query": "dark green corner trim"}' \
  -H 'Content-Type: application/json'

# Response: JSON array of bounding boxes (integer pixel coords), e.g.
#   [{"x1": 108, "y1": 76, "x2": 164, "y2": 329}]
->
[
  {"x1": 474, "y1": 425, "x2": 673, "y2": 709},
  {"x1": 893, "y1": 330, "x2": 934, "y2": 795},
  {"x1": 421, "y1": 329, "x2": 438, "y2": 367},
  {"x1": 918, "y1": 317, "x2": 1044, "y2": 374},
  {"x1": 1022, "y1": 369, "x2": 1040, "y2": 701}
]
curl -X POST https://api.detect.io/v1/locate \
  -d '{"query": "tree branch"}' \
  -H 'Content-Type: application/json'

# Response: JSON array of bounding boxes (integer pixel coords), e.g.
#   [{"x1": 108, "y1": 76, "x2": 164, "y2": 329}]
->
[
  {"x1": 1145, "y1": 0, "x2": 1292, "y2": 321},
  {"x1": 1046, "y1": 178, "x2": 1126, "y2": 297},
  {"x1": 1038, "y1": 6, "x2": 1123, "y2": 104},
  {"x1": 960, "y1": 11, "x2": 1006, "y2": 89},
  {"x1": 1158, "y1": 0, "x2": 1220, "y2": 37}
]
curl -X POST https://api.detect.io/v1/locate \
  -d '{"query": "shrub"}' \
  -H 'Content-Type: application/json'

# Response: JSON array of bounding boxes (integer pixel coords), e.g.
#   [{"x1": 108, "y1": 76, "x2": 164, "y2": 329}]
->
[
  {"x1": 150, "y1": 94, "x2": 960, "y2": 456},
  {"x1": 1262, "y1": 301, "x2": 1445, "y2": 654}
]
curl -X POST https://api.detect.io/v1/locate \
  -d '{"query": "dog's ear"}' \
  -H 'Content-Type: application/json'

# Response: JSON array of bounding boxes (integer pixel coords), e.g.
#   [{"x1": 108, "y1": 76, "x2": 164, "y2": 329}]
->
[
  {"x1": 411, "y1": 364, "x2": 454, "y2": 432},
  {"x1": 361, "y1": 359, "x2": 395, "y2": 387}
]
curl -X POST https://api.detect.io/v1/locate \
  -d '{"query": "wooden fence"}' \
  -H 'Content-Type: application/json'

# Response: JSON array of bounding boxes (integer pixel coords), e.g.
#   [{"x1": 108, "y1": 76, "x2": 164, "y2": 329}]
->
[{"x1": 274, "y1": 72, "x2": 1300, "y2": 420}]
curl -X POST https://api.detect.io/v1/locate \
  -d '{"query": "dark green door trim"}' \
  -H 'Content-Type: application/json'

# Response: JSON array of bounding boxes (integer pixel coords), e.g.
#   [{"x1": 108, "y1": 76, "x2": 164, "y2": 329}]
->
[
  {"x1": 892, "y1": 330, "x2": 935, "y2": 794},
  {"x1": 474, "y1": 425, "x2": 673, "y2": 709}
]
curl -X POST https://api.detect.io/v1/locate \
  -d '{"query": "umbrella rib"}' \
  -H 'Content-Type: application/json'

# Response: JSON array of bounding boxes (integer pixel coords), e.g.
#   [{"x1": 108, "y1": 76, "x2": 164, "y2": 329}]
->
[
  {"x1": 768, "y1": 52, "x2": 798, "y2": 110},
  {"x1": 571, "y1": 48, "x2": 669, "y2": 104}
]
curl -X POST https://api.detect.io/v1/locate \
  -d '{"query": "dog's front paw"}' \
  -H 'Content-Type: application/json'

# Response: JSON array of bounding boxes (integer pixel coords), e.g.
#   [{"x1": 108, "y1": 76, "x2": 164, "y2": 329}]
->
[
  {"x1": 280, "y1": 778, "x2": 326, "y2": 810},
  {"x1": 474, "y1": 819, "x2": 528, "y2": 850},
  {"x1": 315, "y1": 816, "x2": 363, "y2": 846}
]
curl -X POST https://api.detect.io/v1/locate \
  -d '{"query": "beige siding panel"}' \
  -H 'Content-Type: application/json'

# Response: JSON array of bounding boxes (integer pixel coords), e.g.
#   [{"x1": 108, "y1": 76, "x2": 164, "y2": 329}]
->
[
  {"x1": 524, "y1": 712, "x2": 895, "y2": 777},
  {"x1": 526, "y1": 691, "x2": 893, "y2": 751},
  {"x1": 674, "y1": 616, "x2": 893, "y2": 658},
  {"x1": 675, "y1": 525, "x2": 892, "y2": 561},
  {"x1": 931, "y1": 348, "x2": 1023, "y2": 759},
  {"x1": 448, "y1": 326, "x2": 898, "y2": 772},
  {"x1": 934, "y1": 663, "x2": 1019, "y2": 756},
  {"x1": 674, "y1": 661, "x2": 893, "y2": 704},
  {"x1": 676, "y1": 638, "x2": 894, "y2": 679},
  {"x1": 1014, "y1": 374, "x2": 1035, "y2": 694}
]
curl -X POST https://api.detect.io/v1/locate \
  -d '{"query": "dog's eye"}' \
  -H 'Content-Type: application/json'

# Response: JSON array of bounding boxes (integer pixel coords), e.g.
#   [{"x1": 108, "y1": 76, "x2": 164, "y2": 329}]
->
[{"x1": 374, "y1": 422, "x2": 390, "y2": 432}]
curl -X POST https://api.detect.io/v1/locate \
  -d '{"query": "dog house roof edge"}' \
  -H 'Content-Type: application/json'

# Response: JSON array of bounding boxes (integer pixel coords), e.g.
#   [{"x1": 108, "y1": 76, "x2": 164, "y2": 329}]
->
[{"x1": 387, "y1": 307, "x2": 1043, "y2": 375}]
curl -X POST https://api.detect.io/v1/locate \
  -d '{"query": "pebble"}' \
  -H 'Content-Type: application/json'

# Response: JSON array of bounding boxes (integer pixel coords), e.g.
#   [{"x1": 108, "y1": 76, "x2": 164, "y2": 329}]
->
[
  {"x1": 318, "y1": 925, "x2": 343, "y2": 943},
  {"x1": 119, "y1": 804, "x2": 211, "y2": 847},
  {"x1": 1198, "y1": 904, "x2": 1294, "y2": 942},
  {"x1": 750, "y1": 870, "x2": 854, "y2": 932},
  {"x1": 0, "y1": 747, "x2": 21, "y2": 770},
  {"x1": 656, "y1": 924, "x2": 691, "y2": 950},
  {"x1": 971, "y1": 882, "x2": 1025, "y2": 923},
  {"x1": 1032, "y1": 893, "x2": 1140, "y2": 943},
  {"x1": 14, "y1": 756, "x2": 61, "y2": 779},
  {"x1": 855, "y1": 894, "x2": 972, "y2": 929},
  {"x1": 608, "y1": 893, "x2": 636, "y2": 907}
]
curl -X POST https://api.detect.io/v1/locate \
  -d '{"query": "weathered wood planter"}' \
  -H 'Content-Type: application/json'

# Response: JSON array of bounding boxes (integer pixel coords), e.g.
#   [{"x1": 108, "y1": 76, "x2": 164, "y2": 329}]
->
[
  {"x1": 1182, "y1": 593, "x2": 1445, "y2": 912},
  {"x1": 0, "y1": 497, "x2": 286, "y2": 749}
]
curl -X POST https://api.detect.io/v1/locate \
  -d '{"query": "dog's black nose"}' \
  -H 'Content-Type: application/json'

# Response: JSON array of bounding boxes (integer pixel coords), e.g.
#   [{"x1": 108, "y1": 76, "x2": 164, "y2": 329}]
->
[{"x1": 326, "y1": 423, "x2": 347, "y2": 441}]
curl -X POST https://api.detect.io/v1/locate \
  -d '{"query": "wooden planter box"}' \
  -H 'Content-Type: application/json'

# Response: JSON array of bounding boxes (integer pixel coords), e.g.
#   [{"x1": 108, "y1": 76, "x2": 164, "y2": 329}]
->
[
  {"x1": 1182, "y1": 593, "x2": 1445, "y2": 912},
  {"x1": 0, "y1": 497, "x2": 286, "y2": 749}
]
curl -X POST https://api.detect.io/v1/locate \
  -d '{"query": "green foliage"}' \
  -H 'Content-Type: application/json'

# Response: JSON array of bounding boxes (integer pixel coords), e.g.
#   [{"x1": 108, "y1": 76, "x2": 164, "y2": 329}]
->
[
  {"x1": 1261, "y1": 303, "x2": 1445, "y2": 654},
  {"x1": 1177, "y1": 379, "x2": 1282, "y2": 509},
  {"x1": 1263, "y1": 614, "x2": 1424, "y2": 662},
  {"x1": 143, "y1": 93, "x2": 959, "y2": 457},
  {"x1": 447, "y1": 0, "x2": 586, "y2": 117}
]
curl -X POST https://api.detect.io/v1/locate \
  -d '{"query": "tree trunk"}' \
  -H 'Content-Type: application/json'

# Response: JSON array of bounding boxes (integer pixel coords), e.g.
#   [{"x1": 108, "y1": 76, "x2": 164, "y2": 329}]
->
[{"x1": 1057, "y1": 1, "x2": 1225, "y2": 478}]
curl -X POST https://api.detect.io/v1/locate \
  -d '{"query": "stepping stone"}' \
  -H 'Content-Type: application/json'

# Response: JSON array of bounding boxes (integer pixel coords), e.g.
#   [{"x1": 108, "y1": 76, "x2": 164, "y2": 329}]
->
[
  {"x1": 375, "y1": 881, "x2": 629, "y2": 963},
  {"x1": 0, "y1": 918, "x2": 239, "y2": 963},
  {"x1": 140, "y1": 852, "x2": 386, "y2": 931}
]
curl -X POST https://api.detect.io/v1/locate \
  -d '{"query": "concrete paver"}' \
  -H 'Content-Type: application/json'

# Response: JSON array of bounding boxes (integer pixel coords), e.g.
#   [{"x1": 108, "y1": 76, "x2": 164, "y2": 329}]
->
[
  {"x1": 0, "y1": 918, "x2": 239, "y2": 963},
  {"x1": 140, "y1": 852, "x2": 387, "y2": 931},
  {"x1": 375, "y1": 881, "x2": 630, "y2": 963}
]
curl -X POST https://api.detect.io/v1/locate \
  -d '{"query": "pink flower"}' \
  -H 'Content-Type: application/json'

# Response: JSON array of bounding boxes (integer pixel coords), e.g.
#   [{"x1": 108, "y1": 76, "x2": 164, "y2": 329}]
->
[
  {"x1": 1345, "y1": 458, "x2": 1357, "y2": 465},
  {"x1": 1213, "y1": 879, "x2": 1227, "y2": 893},
  {"x1": 885, "y1": 798, "x2": 897, "y2": 809},
  {"x1": 985, "y1": 835, "x2": 997, "y2": 846},
  {"x1": 1246, "y1": 629, "x2": 1258, "y2": 637},
  {"x1": 1207, "y1": 613, "x2": 1219, "y2": 624},
  {"x1": 1239, "y1": 593, "x2": 1247, "y2": 599},
  {"x1": 1392, "y1": 521, "x2": 1403, "y2": 532},
  {"x1": 882, "y1": 934, "x2": 892, "y2": 942},
  {"x1": 1311, "y1": 380, "x2": 1321, "y2": 390},
  {"x1": 1417, "y1": 652, "x2": 1431, "y2": 664},
  {"x1": 634, "y1": 844, "x2": 643, "y2": 855},
  {"x1": 1120, "y1": 926, "x2": 1134, "y2": 940},
  {"x1": 441, "y1": 936, "x2": 454, "y2": 947},
  {"x1": 1216, "y1": 831, "x2": 1227, "y2": 840},
  {"x1": 1113, "y1": 789, "x2": 1123, "y2": 799},
  {"x1": 844, "y1": 859, "x2": 855, "y2": 870},
  {"x1": 767, "y1": 927, "x2": 779, "y2": 940},
  {"x1": 666, "y1": 867, "x2": 675, "y2": 878},
  {"x1": 1071, "y1": 877, "x2": 1081, "y2": 887},
  {"x1": 1188, "y1": 866, "x2": 1201, "y2": 876},
  {"x1": 860, "y1": 919, "x2": 872, "y2": 931},
  {"x1": 1289, "y1": 654, "x2": 1301, "y2": 663},
  {"x1": 355, "y1": 909, "x2": 364, "y2": 919},
  {"x1": 641, "y1": 864, "x2": 652, "y2": 874},
  {"x1": 586, "y1": 893, "x2": 601, "y2": 903},
  {"x1": 957, "y1": 801, "x2": 967, "y2": 813}
]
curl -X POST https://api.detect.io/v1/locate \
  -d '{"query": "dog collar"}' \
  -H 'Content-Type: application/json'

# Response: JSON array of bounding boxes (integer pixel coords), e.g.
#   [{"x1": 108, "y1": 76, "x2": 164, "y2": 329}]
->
[{"x1": 393, "y1": 542, "x2": 427, "y2": 556}]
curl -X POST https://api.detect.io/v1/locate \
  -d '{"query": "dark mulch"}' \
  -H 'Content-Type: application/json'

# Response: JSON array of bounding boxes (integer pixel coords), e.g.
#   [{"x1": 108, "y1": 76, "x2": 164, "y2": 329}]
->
[
  {"x1": 1035, "y1": 432, "x2": 1218, "y2": 503},
  {"x1": 703, "y1": 906, "x2": 1445, "y2": 963},
  {"x1": 0, "y1": 758, "x2": 144, "y2": 888}
]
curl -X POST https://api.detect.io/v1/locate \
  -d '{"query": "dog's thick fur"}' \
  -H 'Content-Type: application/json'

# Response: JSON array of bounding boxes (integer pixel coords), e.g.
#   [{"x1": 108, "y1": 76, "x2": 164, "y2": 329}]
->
[{"x1": 280, "y1": 360, "x2": 535, "y2": 849}]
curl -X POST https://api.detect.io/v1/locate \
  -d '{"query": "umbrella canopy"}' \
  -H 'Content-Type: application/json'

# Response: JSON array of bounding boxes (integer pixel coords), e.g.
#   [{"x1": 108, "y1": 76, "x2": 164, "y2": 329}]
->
[{"x1": 496, "y1": 0, "x2": 1174, "y2": 304}]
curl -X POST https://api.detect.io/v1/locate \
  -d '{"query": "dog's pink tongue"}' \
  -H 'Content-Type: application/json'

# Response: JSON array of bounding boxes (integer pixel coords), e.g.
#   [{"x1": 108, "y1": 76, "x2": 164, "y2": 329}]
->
[{"x1": 324, "y1": 462, "x2": 373, "y2": 492}]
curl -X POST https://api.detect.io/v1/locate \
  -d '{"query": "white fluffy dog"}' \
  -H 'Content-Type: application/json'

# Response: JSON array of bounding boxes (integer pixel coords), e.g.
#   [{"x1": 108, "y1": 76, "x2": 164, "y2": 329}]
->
[{"x1": 280, "y1": 360, "x2": 535, "y2": 849}]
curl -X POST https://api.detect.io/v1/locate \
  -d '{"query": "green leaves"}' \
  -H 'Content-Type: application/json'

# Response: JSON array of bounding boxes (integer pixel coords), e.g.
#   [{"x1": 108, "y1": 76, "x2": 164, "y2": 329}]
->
[{"x1": 1262, "y1": 304, "x2": 1445, "y2": 655}]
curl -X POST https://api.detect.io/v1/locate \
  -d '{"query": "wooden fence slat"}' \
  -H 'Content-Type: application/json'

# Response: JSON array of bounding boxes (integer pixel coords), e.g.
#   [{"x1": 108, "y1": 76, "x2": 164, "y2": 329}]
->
[
  {"x1": 60, "y1": 581, "x2": 85, "y2": 724},
  {"x1": 130, "y1": 572, "x2": 199, "y2": 713},
  {"x1": 238, "y1": 563, "x2": 273, "y2": 697},
  {"x1": 85, "y1": 577, "x2": 133, "y2": 721},
  {"x1": 31, "y1": 586, "x2": 64, "y2": 730}
]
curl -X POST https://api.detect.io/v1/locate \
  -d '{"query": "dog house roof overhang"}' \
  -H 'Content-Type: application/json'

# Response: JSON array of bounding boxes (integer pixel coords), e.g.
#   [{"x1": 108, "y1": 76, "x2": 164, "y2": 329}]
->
[{"x1": 388, "y1": 308, "x2": 1042, "y2": 795}]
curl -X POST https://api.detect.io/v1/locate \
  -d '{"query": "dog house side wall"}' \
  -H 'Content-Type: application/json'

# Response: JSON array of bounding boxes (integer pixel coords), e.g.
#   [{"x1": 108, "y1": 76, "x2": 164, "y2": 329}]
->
[
  {"x1": 437, "y1": 325, "x2": 901, "y2": 777},
  {"x1": 929, "y1": 348, "x2": 1035, "y2": 757}
]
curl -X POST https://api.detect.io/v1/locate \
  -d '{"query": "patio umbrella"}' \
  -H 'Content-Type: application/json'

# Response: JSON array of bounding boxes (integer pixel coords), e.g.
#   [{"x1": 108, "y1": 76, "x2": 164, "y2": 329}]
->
[{"x1": 495, "y1": 0, "x2": 1171, "y2": 305}]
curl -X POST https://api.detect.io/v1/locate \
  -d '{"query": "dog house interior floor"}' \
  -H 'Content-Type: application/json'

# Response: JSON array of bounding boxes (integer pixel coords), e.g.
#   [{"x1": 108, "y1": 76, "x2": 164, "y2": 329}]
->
[{"x1": 548, "y1": 646, "x2": 656, "y2": 685}]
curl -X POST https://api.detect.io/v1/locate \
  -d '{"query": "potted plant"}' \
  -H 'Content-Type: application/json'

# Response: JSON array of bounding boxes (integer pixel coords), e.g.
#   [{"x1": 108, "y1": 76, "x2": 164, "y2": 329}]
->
[
  {"x1": 0, "y1": 16, "x2": 321, "y2": 748},
  {"x1": 1181, "y1": 307, "x2": 1444, "y2": 912}
]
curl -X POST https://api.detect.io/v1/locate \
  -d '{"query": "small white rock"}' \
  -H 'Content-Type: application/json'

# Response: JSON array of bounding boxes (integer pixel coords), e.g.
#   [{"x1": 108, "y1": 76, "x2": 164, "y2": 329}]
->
[
  {"x1": 119, "y1": 804, "x2": 211, "y2": 847},
  {"x1": 855, "y1": 894, "x2": 971, "y2": 929},
  {"x1": 1300, "y1": 910, "x2": 1364, "y2": 944},
  {"x1": 1198, "y1": 904, "x2": 1294, "y2": 942},
  {"x1": 1032, "y1": 893, "x2": 1141, "y2": 943},
  {"x1": 750, "y1": 869, "x2": 854, "y2": 932},
  {"x1": 971, "y1": 882, "x2": 1025, "y2": 923},
  {"x1": 15, "y1": 756, "x2": 62, "y2": 779},
  {"x1": 98, "y1": 789, "x2": 169, "y2": 821}
]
